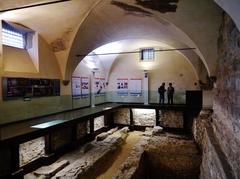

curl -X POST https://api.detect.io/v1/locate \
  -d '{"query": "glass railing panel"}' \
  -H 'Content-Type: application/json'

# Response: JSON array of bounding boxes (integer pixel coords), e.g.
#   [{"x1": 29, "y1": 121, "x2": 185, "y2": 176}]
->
[
  {"x1": 72, "y1": 96, "x2": 90, "y2": 109},
  {"x1": 106, "y1": 91, "x2": 144, "y2": 103},
  {"x1": 0, "y1": 95, "x2": 72, "y2": 125},
  {"x1": 149, "y1": 91, "x2": 186, "y2": 104},
  {"x1": 95, "y1": 94, "x2": 107, "y2": 105}
]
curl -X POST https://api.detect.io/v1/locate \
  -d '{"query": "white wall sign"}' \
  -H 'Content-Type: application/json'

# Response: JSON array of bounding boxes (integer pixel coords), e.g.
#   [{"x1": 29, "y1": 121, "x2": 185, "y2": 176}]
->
[
  {"x1": 72, "y1": 76, "x2": 81, "y2": 97},
  {"x1": 129, "y1": 78, "x2": 142, "y2": 96}
]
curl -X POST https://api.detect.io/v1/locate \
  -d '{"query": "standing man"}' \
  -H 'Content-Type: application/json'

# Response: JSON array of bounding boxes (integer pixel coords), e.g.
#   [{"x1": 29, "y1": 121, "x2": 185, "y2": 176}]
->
[
  {"x1": 158, "y1": 82, "x2": 166, "y2": 104},
  {"x1": 167, "y1": 83, "x2": 174, "y2": 104}
]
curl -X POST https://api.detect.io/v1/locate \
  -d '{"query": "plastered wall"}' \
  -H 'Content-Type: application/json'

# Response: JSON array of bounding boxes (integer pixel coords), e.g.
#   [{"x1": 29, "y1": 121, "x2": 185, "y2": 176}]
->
[
  {"x1": 108, "y1": 50, "x2": 198, "y2": 93},
  {"x1": 0, "y1": 35, "x2": 62, "y2": 89}
]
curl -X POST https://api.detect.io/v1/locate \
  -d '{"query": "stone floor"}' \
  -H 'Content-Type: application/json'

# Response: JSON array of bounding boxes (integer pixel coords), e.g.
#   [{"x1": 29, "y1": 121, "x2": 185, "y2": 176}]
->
[
  {"x1": 25, "y1": 129, "x2": 201, "y2": 179},
  {"x1": 146, "y1": 133, "x2": 201, "y2": 179},
  {"x1": 96, "y1": 131, "x2": 142, "y2": 179}
]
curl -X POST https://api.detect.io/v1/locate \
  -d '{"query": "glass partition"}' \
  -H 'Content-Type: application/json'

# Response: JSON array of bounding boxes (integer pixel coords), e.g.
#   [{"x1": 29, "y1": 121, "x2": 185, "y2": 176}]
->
[
  {"x1": 0, "y1": 90, "x2": 187, "y2": 125},
  {"x1": 0, "y1": 95, "x2": 72, "y2": 125},
  {"x1": 149, "y1": 90, "x2": 186, "y2": 104},
  {"x1": 95, "y1": 95, "x2": 107, "y2": 105},
  {"x1": 106, "y1": 91, "x2": 144, "y2": 103},
  {"x1": 72, "y1": 96, "x2": 90, "y2": 109}
]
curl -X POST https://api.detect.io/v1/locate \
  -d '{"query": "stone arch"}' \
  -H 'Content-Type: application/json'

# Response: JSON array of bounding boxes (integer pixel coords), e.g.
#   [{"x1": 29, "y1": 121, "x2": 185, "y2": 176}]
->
[{"x1": 65, "y1": 0, "x2": 220, "y2": 81}]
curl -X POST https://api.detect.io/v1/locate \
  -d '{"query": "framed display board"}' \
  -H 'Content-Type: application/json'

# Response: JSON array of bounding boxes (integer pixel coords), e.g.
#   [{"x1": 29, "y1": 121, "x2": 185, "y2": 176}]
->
[
  {"x1": 72, "y1": 76, "x2": 81, "y2": 97},
  {"x1": 117, "y1": 78, "x2": 128, "y2": 95},
  {"x1": 2, "y1": 77, "x2": 60, "y2": 100},
  {"x1": 95, "y1": 77, "x2": 106, "y2": 96},
  {"x1": 129, "y1": 78, "x2": 142, "y2": 96},
  {"x1": 81, "y1": 77, "x2": 89, "y2": 97}
]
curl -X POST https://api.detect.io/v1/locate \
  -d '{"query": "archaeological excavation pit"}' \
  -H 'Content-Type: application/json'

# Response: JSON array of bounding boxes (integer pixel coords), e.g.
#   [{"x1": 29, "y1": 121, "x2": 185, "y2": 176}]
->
[
  {"x1": 24, "y1": 124, "x2": 203, "y2": 179},
  {"x1": 21, "y1": 107, "x2": 207, "y2": 179}
]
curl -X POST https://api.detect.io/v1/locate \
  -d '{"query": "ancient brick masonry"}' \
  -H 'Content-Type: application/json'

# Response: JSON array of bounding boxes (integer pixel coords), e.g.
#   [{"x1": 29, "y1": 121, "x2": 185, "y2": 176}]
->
[{"x1": 203, "y1": 13, "x2": 240, "y2": 179}]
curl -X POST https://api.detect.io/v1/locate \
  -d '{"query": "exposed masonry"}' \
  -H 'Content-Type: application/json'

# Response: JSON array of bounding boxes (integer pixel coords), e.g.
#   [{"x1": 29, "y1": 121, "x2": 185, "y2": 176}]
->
[
  {"x1": 19, "y1": 137, "x2": 45, "y2": 167},
  {"x1": 26, "y1": 127, "x2": 129, "y2": 179},
  {"x1": 94, "y1": 115, "x2": 105, "y2": 131},
  {"x1": 160, "y1": 110, "x2": 184, "y2": 128},
  {"x1": 113, "y1": 108, "x2": 131, "y2": 125}
]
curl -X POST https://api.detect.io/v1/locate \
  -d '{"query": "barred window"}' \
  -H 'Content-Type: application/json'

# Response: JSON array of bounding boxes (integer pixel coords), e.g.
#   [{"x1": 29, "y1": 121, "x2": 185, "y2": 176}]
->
[
  {"x1": 141, "y1": 48, "x2": 154, "y2": 61},
  {"x1": 2, "y1": 27, "x2": 25, "y2": 49}
]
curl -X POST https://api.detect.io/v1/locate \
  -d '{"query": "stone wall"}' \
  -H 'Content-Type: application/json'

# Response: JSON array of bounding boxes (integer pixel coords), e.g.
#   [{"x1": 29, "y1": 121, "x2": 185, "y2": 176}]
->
[
  {"x1": 51, "y1": 128, "x2": 72, "y2": 151},
  {"x1": 113, "y1": 108, "x2": 130, "y2": 125},
  {"x1": 212, "y1": 13, "x2": 240, "y2": 178},
  {"x1": 192, "y1": 109, "x2": 212, "y2": 149},
  {"x1": 159, "y1": 110, "x2": 184, "y2": 128},
  {"x1": 200, "y1": 126, "x2": 234, "y2": 179},
  {"x1": 114, "y1": 131, "x2": 201, "y2": 179},
  {"x1": 77, "y1": 121, "x2": 88, "y2": 139},
  {"x1": 200, "y1": 13, "x2": 240, "y2": 179},
  {"x1": 132, "y1": 109, "x2": 155, "y2": 126},
  {"x1": 19, "y1": 137, "x2": 45, "y2": 167},
  {"x1": 94, "y1": 116, "x2": 105, "y2": 131}
]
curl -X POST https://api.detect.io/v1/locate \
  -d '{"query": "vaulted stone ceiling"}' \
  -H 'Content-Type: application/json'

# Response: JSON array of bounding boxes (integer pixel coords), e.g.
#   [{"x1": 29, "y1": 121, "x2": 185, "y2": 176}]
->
[
  {"x1": 0, "y1": 0, "x2": 62, "y2": 10},
  {"x1": 1, "y1": 0, "x2": 238, "y2": 82}
]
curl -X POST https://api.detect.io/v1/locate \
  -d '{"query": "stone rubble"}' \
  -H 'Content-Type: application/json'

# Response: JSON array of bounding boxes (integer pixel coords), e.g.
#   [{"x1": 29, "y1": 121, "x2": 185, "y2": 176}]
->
[
  {"x1": 20, "y1": 137, "x2": 45, "y2": 167},
  {"x1": 94, "y1": 116, "x2": 105, "y2": 131},
  {"x1": 192, "y1": 109, "x2": 212, "y2": 148},
  {"x1": 95, "y1": 127, "x2": 118, "y2": 141},
  {"x1": 113, "y1": 108, "x2": 130, "y2": 125},
  {"x1": 142, "y1": 126, "x2": 163, "y2": 136},
  {"x1": 114, "y1": 127, "x2": 201, "y2": 179},
  {"x1": 160, "y1": 110, "x2": 184, "y2": 128},
  {"x1": 113, "y1": 135, "x2": 150, "y2": 179},
  {"x1": 132, "y1": 109, "x2": 155, "y2": 126},
  {"x1": 95, "y1": 132, "x2": 109, "y2": 141},
  {"x1": 52, "y1": 127, "x2": 129, "y2": 179},
  {"x1": 34, "y1": 160, "x2": 69, "y2": 179}
]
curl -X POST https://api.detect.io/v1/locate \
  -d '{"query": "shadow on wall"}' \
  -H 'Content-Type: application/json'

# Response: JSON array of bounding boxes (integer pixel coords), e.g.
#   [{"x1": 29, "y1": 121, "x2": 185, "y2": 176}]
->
[{"x1": 111, "y1": 0, "x2": 179, "y2": 14}]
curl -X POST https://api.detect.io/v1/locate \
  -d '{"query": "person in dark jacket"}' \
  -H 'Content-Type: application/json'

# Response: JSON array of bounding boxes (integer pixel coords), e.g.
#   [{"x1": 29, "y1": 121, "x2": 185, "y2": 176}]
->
[
  {"x1": 158, "y1": 82, "x2": 166, "y2": 104},
  {"x1": 167, "y1": 83, "x2": 174, "y2": 104}
]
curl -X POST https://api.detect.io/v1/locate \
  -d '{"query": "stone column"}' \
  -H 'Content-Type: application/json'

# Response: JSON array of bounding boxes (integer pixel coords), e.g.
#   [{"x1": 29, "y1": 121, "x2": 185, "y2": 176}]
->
[
  {"x1": 91, "y1": 71, "x2": 95, "y2": 107},
  {"x1": 143, "y1": 70, "x2": 149, "y2": 105}
]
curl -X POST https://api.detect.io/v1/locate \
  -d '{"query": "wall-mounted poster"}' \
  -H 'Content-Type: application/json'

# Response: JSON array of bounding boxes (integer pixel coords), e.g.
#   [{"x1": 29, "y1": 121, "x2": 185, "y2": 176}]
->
[
  {"x1": 72, "y1": 76, "x2": 81, "y2": 97},
  {"x1": 129, "y1": 78, "x2": 142, "y2": 96},
  {"x1": 95, "y1": 77, "x2": 106, "y2": 96},
  {"x1": 117, "y1": 78, "x2": 128, "y2": 95},
  {"x1": 81, "y1": 77, "x2": 89, "y2": 97}
]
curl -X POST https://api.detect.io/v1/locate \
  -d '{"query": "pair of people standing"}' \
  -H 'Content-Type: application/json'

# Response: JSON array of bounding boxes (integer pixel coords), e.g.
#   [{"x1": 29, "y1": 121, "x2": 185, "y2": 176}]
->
[{"x1": 158, "y1": 82, "x2": 174, "y2": 104}]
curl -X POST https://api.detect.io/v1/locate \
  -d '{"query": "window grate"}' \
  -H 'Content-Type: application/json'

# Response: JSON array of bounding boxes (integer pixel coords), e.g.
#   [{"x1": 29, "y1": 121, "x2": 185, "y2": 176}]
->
[
  {"x1": 2, "y1": 27, "x2": 25, "y2": 49},
  {"x1": 141, "y1": 48, "x2": 154, "y2": 61}
]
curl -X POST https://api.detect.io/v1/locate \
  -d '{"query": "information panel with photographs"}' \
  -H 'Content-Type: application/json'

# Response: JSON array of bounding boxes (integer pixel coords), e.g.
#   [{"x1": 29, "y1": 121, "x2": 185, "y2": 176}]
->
[
  {"x1": 81, "y1": 77, "x2": 89, "y2": 97},
  {"x1": 117, "y1": 78, "x2": 128, "y2": 95},
  {"x1": 95, "y1": 77, "x2": 106, "y2": 96},
  {"x1": 72, "y1": 76, "x2": 81, "y2": 97}
]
